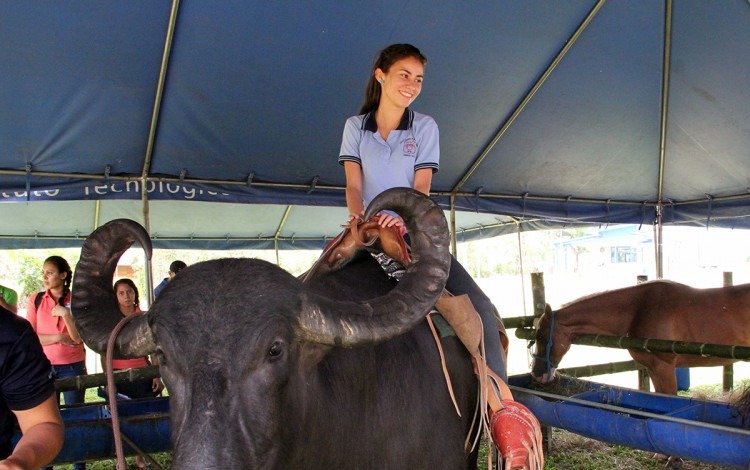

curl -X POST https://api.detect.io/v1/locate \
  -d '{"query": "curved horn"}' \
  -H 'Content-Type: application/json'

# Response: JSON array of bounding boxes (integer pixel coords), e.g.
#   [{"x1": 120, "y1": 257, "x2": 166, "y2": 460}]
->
[
  {"x1": 298, "y1": 187, "x2": 450, "y2": 347},
  {"x1": 72, "y1": 219, "x2": 156, "y2": 357}
]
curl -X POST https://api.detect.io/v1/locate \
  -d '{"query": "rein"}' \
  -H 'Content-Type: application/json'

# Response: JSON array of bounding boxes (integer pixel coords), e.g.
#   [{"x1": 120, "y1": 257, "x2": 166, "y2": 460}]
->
[
  {"x1": 532, "y1": 309, "x2": 558, "y2": 378},
  {"x1": 544, "y1": 309, "x2": 557, "y2": 378},
  {"x1": 105, "y1": 313, "x2": 160, "y2": 470},
  {"x1": 106, "y1": 313, "x2": 139, "y2": 470}
]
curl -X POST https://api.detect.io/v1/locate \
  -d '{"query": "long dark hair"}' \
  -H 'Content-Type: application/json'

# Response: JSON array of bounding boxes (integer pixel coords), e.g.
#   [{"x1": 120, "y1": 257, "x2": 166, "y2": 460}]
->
[
  {"x1": 44, "y1": 255, "x2": 72, "y2": 305},
  {"x1": 359, "y1": 43, "x2": 427, "y2": 115},
  {"x1": 113, "y1": 278, "x2": 140, "y2": 308}
]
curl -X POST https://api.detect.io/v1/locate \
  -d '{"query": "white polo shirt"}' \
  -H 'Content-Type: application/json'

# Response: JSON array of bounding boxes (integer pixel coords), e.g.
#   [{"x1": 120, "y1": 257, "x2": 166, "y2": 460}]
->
[{"x1": 339, "y1": 108, "x2": 439, "y2": 207}]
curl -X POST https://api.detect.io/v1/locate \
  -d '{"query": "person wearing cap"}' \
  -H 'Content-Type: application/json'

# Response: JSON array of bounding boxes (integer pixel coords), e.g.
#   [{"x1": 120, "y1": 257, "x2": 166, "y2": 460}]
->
[{"x1": 153, "y1": 260, "x2": 187, "y2": 299}]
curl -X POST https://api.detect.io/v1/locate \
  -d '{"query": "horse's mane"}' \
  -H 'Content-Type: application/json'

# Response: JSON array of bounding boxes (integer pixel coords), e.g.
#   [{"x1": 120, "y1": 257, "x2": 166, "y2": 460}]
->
[
  {"x1": 558, "y1": 288, "x2": 619, "y2": 309},
  {"x1": 557, "y1": 279, "x2": 685, "y2": 310}
]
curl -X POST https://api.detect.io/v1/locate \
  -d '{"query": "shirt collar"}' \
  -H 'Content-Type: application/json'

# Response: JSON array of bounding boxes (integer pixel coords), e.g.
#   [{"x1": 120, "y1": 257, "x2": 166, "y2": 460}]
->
[{"x1": 362, "y1": 108, "x2": 413, "y2": 132}]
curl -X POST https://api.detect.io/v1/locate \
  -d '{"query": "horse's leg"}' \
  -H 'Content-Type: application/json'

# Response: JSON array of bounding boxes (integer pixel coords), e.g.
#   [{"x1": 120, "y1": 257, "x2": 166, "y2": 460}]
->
[
  {"x1": 629, "y1": 351, "x2": 685, "y2": 466},
  {"x1": 629, "y1": 351, "x2": 678, "y2": 395}
]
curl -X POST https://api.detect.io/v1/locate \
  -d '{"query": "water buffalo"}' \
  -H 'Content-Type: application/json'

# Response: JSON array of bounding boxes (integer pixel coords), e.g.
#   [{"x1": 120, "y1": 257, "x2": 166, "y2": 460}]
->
[{"x1": 72, "y1": 189, "x2": 482, "y2": 469}]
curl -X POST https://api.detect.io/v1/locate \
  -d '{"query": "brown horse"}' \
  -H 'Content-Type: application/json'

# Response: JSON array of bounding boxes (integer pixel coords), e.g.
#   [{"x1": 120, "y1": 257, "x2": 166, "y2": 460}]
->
[{"x1": 530, "y1": 280, "x2": 750, "y2": 395}]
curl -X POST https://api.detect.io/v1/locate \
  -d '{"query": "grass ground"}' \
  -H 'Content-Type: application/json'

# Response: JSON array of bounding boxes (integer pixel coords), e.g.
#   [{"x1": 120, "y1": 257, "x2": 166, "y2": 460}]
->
[
  {"x1": 539, "y1": 427, "x2": 730, "y2": 470},
  {"x1": 479, "y1": 380, "x2": 747, "y2": 470}
]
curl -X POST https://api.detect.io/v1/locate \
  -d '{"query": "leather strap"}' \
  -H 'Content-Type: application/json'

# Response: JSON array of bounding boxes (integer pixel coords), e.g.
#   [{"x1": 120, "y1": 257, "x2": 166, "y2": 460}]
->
[
  {"x1": 426, "y1": 313, "x2": 461, "y2": 416},
  {"x1": 302, "y1": 217, "x2": 410, "y2": 283}
]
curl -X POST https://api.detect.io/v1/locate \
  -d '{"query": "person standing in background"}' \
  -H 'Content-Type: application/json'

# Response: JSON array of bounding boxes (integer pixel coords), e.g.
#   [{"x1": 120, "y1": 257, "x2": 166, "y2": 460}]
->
[
  {"x1": 153, "y1": 260, "x2": 187, "y2": 299},
  {"x1": 106, "y1": 278, "x2": 163, "y2": 469},
  {"x1": 26, "y1": 255, "x2": 86, "y2": 470},
  {"x1": 109, "y1": 278, "x2": 163, "y2": 400}
]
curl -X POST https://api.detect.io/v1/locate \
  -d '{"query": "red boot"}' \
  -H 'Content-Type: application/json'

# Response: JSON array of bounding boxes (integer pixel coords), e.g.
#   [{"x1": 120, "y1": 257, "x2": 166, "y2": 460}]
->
[{"x1": 490, "y1": 400, "x2": 544, "y2": 470}]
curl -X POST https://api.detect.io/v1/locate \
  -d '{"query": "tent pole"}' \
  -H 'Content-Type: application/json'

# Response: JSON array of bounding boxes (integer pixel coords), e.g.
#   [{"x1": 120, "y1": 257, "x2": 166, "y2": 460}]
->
[
  {"x1": 141, "y1": 0, "x2": 179, "y2": 305},
  {"x1": 449, "y1": 193, "x2": 457, "y2": 256},
  {"x1": 141, "y1": 0, "x2": 179, "y2": 180},
  {"x1": 448, "y1": 0, "x2": 605, "y2": 198},
  {"x1": 274, "y1": 205, "x2": 293, "y2": 265},
  {"x1": 653, "y1": 0, "x2": 672, "y2": 281},
  {"x1": 142, "y1": 178, "x2": 154, "y2": 305},
  {"x1": 654, "y1": 203, "x2": 663, "y2": 279},
  {"x1": 93, "y1": 200, "x2": 101, "y2": 229},
  {"x1": 515, "y1": 219, "x2": 527, "y2": 317}
]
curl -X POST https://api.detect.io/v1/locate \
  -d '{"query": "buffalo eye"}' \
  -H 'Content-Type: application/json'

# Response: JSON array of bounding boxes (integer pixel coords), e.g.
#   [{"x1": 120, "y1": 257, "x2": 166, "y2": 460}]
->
[{"x1": 268, "y1": 341, "x2": 284, "y2": 360}]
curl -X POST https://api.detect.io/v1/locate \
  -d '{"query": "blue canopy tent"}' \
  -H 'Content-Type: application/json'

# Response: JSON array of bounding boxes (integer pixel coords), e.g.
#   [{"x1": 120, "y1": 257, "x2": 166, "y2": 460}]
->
[{"x1": 1, "y1": 1, "x2": 749, "y2": 252}]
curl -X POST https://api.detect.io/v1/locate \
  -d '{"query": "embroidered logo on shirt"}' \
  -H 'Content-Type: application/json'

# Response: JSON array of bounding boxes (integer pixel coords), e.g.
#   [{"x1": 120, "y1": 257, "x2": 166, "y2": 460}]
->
[{"x1": 402, "y1": 138, "x2": 417, "y2": 158}]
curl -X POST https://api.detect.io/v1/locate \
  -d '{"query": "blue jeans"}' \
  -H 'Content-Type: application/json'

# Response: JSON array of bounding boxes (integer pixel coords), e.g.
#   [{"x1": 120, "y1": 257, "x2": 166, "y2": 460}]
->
[
  {"x1": 51, "y1": 361, "x2": 87, "y2": 406},
  {"x1": 375, "y1": 243, "x2": 509, "y2": 381},
  {"x1": 46, "y1": 361, "x2": 87, "y2": 470},
  {"x1": 445, "y1": 255, "x2": 508, "y2": 381}
]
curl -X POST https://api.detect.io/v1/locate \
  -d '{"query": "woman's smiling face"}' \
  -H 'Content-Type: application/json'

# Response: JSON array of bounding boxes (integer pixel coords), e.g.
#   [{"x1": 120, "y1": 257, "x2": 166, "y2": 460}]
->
[{"x1": 377, "y1": 56, "x2": 424, "y2": 109}]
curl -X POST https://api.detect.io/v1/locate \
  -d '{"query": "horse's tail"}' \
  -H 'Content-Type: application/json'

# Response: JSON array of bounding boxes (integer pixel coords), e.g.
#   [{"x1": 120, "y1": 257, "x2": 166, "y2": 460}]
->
[{"x1": 735, "y1": 385, "x2": 750, "y2": 428}]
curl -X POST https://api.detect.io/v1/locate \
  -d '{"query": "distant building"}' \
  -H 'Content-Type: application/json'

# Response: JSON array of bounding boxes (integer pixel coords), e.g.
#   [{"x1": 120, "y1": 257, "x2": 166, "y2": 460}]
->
[{"x1": 553, "y1": 225, "x2": 654, "y2": 278}]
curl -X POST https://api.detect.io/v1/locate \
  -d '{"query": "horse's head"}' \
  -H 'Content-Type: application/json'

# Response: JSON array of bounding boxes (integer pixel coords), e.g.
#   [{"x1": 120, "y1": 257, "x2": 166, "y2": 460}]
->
[{"x1": 530, "y1": 304, "x2": 571, "y2": 383}]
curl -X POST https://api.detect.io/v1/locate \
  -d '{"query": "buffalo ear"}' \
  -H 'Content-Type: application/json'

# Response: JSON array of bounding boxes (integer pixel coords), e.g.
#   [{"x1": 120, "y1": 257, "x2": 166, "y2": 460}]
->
[{"x1": 297, "y1": 343, "x2": 332, "y2": 370}]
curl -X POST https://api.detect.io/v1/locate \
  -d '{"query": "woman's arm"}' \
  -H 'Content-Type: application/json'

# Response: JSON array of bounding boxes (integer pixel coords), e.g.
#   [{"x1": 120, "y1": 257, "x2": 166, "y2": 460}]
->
[
  {"x1": 148, "y1": 355, "x2": 165, "y2": 394},
  {"x1": 27, "y1": 304, "x2": 64, "y2": 346},
  {"x1": 152, "y1": 377, "x2": 165, "y2": 394},
  {"x1": 51, "y1": 305, "x2": 81, "y2": 344},
  {"x1": 36, "y1": 333, "x2": 66, "y2": 346},
  {"x1": 414, "y1": 168, "x2": 433, "y2": 196},
  {"x1": 375, "y1": 168, "x2": 434, "y2": 230},
  {"x1": 0, "y1": 395, "x2": 64, "y2": 470},
  {"x1": 26, "y1": 296, "x2": 63, "y2": 346},
  {"x1": 344, "y1": 161, "x2": 365, "y2": 222}
]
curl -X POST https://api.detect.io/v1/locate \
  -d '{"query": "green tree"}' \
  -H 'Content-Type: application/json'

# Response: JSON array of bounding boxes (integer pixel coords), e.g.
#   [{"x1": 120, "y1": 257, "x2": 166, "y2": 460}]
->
[{"x1": 16, "y1": 253, "x2": 45, "y2": 304}]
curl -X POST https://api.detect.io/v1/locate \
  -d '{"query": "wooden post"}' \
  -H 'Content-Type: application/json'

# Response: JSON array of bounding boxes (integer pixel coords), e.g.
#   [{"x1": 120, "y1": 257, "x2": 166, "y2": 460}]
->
[
  {"x1": 529, "y1": 272, "x2": 552, "y2": 454},
  {"x1": 531, "y1": 272, "x2": 545, "y2": 327},
  {"x1": 54, "y1": 365, "x2": 161, "y2": 392},
  {"x1": 636, "y1": 275, "x2": 650, "y2": 391},
  {"x1": 638, "y1": 369, "x2": 651, "y2": 392},
  {"x1": 723, "y1": 271, "x2": 734, "y2": 392}
]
